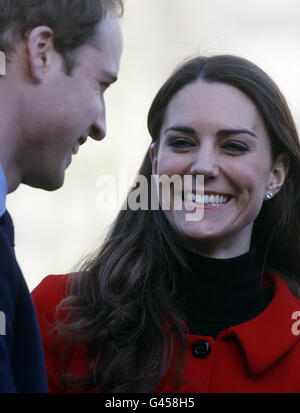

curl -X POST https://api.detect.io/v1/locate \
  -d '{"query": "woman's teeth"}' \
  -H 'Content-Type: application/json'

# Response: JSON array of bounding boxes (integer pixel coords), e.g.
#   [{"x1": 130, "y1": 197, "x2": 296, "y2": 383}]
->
[{"x1": 184, "y1": 193, "x2": 229, "y2": 206}]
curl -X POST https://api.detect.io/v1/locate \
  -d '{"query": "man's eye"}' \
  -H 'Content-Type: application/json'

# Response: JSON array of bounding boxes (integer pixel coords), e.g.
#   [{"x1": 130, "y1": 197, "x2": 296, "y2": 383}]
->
[
  {"x1": 223, "y1": 141, "x2": 249, "y2": 152},
  {"x1": 169, "y1": 138, "x2": 194, "y2": 148}
]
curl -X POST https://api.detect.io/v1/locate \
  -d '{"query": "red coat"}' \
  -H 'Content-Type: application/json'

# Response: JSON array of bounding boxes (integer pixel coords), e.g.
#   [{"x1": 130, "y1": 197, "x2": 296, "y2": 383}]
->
[{"x1": 32, "y1": 270, "x2": 300, "y2": 393}]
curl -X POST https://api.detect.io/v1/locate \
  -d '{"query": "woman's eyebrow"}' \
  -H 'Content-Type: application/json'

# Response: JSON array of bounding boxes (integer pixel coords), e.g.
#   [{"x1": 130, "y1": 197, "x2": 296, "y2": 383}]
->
[
  {"x1": 164, "y1": 125, "x2": 197, "y2": 135},
  {"x1": 163, "y1": 126, "x2": 257, "y2": 138},
  {"x1": 217, "y1": 129, "x2": 257, "y2": 138}
]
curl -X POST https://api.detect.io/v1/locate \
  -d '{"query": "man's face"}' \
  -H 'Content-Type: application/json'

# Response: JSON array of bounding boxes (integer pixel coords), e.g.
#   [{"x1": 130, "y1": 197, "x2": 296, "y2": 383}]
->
[{"x1": 19, "y1": 13, "x2": 123, "y2": 190}]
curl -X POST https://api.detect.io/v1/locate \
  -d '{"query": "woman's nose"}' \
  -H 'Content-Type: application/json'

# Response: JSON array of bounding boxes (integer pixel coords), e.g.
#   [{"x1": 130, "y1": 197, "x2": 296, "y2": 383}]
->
[{"x1": 190, "y1": 144, "x2": 219, "y2": 179}]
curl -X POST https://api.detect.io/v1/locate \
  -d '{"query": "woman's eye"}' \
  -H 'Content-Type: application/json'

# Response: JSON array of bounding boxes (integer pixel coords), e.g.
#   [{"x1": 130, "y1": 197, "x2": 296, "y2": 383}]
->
[
  {"x1": 223, "y1": 141, "x2": 249, "y2": 152},
  {"x1": 169, "y1": 138, "x2": 194, "y2": 148}
]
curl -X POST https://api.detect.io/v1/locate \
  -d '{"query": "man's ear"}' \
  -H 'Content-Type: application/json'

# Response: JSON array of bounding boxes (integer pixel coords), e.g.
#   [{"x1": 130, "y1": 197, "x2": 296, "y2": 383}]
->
[
  {"x1": 266, "y1": 153, "x2": 290, "y2": 196},
  {"x1": 26, "y1": 26, "x2": 56, "y2": 82},
  {"x1": 150, "y1": 142, "x2": 158, "y2": 175}
]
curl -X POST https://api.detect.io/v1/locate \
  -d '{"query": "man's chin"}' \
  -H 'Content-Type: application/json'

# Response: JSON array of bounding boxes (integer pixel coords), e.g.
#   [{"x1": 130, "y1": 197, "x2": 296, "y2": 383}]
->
[{"x1": 22, "y1": 172, "x2": 65, "y2": 192}]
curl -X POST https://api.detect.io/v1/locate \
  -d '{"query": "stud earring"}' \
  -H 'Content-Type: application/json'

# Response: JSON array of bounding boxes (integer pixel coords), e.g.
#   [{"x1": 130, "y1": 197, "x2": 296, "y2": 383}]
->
[{"x1": 265, "y1": 191, "x2": 273, "y2": 200}]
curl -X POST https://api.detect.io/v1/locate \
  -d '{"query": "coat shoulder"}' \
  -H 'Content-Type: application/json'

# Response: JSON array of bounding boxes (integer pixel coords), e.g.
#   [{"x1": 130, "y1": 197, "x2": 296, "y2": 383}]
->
[
  {"x1": 31, "y1": 274, "x2": 72, "y2": 331},
  {"x1": 31, "y1": 274, "x2": 75, "y2": 392}
]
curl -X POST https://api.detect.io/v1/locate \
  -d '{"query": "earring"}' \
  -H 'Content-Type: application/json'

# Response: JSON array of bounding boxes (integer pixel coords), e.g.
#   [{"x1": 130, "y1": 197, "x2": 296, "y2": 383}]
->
[{"x1": 265, "y1": 191, "x2": 273, "y2": 200}]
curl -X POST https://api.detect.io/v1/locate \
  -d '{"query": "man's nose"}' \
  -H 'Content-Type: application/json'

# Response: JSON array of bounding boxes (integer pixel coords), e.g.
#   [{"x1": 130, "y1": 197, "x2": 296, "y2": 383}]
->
[
  {"x1": 89, "y1": 100, "x2": 107, "y2": 141},
  {"x1": 89, "y1": 116, "x2": 106, "y2": 141},
  {"x1": 190, "y1": 143, "x2": 219, "y2": 179}
]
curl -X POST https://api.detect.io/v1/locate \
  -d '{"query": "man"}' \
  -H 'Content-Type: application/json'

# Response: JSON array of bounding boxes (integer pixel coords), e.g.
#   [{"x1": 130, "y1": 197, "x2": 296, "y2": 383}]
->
[{"x1": 0, "y1": 0, "x2": 123, "y2": 392}]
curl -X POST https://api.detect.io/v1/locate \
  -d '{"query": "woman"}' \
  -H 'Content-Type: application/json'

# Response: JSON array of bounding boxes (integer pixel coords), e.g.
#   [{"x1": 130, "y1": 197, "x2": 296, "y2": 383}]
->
[{"x1": 32, "y1": 55, "x2": 300, "y2": 393}]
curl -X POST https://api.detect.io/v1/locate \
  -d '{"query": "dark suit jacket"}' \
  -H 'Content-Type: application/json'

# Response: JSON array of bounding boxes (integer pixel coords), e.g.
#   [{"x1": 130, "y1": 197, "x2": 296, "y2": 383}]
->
[{"x1": 0, "y1": 211, "x2": 47, "y2": 392}]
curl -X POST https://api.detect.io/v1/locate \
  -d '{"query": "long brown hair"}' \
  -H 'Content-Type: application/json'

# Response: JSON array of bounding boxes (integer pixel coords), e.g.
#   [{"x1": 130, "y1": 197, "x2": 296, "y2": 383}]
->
[{"x1": 57, "y1": 55, "x2": 300, "y2": 392}]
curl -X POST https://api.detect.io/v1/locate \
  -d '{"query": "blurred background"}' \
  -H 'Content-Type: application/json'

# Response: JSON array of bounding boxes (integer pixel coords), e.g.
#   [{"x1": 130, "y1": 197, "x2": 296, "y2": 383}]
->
[{"x1": 7, "y1": 0, "x2": 300, "y2": 291}]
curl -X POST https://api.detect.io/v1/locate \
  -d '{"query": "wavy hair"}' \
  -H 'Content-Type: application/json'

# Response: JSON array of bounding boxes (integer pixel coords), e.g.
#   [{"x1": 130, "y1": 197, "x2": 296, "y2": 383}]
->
[{"x1": 56, "y1": 55, "x2": 300, "y2": 392}]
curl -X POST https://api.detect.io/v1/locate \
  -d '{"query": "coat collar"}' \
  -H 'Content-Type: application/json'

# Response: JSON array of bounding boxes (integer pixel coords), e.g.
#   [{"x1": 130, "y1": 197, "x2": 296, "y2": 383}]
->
[{"x1": 217, "y1": 271, "x2": 300, "y2": 375}]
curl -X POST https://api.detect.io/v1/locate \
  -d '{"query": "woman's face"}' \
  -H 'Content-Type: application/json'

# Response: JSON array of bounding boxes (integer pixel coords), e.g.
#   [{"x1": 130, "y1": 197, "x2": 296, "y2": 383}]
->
[{"x1": 151, "y1": 80, "x2": 288, "y2": 258}]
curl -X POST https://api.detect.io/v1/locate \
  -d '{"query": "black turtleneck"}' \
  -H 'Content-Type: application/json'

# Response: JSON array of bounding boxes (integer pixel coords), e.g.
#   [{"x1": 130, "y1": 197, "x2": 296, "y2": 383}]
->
[{"x1": 178, "y1": 248, "x2": 274, "y2": 339}]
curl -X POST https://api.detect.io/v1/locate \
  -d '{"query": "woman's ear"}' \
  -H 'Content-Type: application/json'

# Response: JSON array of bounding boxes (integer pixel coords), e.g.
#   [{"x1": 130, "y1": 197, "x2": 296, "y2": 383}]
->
[
  {"x1": 266, "y1": 153, "x2": 290, "y2": 197},
  {"x1": 150, "y1": 142, "x2": 158, "y2": 175}
]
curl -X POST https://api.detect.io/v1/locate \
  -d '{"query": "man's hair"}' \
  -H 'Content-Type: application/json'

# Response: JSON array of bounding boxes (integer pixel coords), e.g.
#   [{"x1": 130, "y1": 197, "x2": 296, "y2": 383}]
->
[{"x1": 0, "y1": 0, "x2": 123, "y2": 74}]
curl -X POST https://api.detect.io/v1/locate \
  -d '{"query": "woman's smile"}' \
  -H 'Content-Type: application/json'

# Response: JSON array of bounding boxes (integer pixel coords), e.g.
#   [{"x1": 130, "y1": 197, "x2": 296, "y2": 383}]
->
[{"x1": 182, "y1": 191, "x2": 232, "y2": 209}]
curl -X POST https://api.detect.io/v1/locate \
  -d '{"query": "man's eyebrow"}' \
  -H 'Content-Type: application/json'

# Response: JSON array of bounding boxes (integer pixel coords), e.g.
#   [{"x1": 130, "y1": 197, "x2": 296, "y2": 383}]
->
[
  {"x1": 217, "y1": 129, "x2": 257, "y2": 138},
  {"x1": 164, "y1": 125, "x2": 197, "y2": 135}
]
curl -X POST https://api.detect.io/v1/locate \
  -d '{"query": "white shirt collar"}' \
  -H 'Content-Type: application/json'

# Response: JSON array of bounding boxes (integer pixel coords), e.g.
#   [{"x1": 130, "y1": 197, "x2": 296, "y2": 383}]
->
[{"x1": 0, "y1": 163, "x2": 7, "y2": 217}]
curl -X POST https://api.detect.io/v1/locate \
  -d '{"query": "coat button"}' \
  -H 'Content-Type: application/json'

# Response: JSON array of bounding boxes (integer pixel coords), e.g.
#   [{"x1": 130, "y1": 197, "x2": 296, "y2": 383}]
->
[{"x1": 193, "y1": 340, "x2": 210, "y2": 358}]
